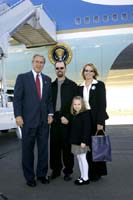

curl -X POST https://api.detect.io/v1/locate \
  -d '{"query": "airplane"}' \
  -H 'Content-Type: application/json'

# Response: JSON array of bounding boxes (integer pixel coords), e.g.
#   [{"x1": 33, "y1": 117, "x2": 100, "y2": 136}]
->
[
  {"x1": 82, "y1": 0, "x2": 133, "y2": 6},
  {"x1": 0, "y1": 0, "x2": 133, "y2": 127}
]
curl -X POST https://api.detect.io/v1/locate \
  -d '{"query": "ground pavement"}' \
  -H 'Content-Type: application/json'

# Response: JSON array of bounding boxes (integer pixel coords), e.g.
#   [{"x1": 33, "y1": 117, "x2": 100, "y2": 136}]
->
[{"x1": 0, "y1": 124, "x2": 133, "y2": 200}]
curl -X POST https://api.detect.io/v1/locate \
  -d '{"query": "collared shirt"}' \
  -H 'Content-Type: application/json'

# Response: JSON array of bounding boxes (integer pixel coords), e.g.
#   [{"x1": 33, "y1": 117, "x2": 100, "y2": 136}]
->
[
  {"x1": 32, "y1": 69, "x2": 43, "y2": 98},
  {"x1": 81, "y1": 79, "x2": 98, "y2": 110},
  {"x1": 56, "y1": 79, "x2": 64, "y2": 111}
]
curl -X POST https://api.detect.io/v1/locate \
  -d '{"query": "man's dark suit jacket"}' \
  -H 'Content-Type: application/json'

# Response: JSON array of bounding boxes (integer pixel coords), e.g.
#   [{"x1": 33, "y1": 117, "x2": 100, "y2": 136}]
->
[{"x1": 13, "y1": 71, "x2": 53, "y2": 128}]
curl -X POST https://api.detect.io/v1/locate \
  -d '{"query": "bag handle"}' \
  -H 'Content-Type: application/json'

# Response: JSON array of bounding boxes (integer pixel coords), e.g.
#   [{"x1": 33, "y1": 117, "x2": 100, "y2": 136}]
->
[{"x1": 96, "y1": 129, "x2": 105, "y2": 135}]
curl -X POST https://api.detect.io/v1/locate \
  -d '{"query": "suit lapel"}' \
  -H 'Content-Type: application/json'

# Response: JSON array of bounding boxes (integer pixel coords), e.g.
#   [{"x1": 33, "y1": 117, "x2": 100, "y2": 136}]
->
[
  {"x1": 28, "y1": 71, "x2": 39, "y2": 99},
  {"x1": 89, "y1": 83, "x2": 97, "y2": 100},
  {"x1": 29, "y1": 71, "x2": 36, "y2": 91},
  {"x1": 41, "y1": 74, "x2": 47, "y2": 100}
]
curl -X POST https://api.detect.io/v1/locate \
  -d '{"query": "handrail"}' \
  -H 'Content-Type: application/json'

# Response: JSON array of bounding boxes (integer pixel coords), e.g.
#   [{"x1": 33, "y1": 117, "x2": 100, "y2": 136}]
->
[
  {"x1": 0, "y1": 1, "x2": 56, "y2": 25},
  {"x1": 0, "y1": 0, "x2": 25, "y2": 16}
]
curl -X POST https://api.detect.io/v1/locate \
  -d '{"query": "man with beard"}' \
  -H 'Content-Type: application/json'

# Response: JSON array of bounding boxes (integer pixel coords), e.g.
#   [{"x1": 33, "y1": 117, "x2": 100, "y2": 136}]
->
[{"x1": 50, "y1": 61, "x2": 77, "y2": 181}]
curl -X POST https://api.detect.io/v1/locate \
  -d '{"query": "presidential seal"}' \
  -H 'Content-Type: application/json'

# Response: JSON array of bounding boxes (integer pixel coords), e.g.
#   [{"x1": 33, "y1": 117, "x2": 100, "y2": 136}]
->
[{"x1": 48, "y1": 42, "x2": 72, "y2": 65}]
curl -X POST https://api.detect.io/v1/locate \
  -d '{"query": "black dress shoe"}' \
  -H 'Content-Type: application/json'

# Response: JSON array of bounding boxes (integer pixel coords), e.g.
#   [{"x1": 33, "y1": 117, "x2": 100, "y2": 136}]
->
[
  {"x1": 37, "y1": 176, "x2": 50, "y2": 184},
  {"x1": 64, "y1": 174, "x2": 72, "y2": 181},
  {"x1": 90, "y1": 175, "x2": 101, "y2": 182},
  {"x1": 50, "y1": 171, "x2": 61, "y2": 179},
  {"x1": 74, "y1": 177, "x2": 82, "y2": 184},
  {"x1": 26, "y1": 180, "x2": 36, "y2": 187},
  {"x1": 74, "y1": 178, "x2": 90, "y2": 185}
]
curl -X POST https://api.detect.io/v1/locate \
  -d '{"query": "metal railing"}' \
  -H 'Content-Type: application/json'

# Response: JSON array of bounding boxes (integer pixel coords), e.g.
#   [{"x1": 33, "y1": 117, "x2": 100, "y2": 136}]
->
[{"x1": 0, "y1": 0, "x2": 25, "y2": 16}]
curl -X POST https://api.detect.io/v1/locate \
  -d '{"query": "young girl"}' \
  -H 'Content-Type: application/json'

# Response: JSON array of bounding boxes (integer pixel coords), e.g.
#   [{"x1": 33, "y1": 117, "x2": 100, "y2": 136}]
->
[{"x1": 70, "y1": 96, "x2": 91, "y2": 185}]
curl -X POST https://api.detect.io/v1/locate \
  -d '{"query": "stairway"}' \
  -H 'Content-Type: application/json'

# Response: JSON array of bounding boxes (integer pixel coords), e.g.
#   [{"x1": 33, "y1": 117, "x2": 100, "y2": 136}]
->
[{"x1": 0, "y1": 0, "x2": 56, "y2": 53}]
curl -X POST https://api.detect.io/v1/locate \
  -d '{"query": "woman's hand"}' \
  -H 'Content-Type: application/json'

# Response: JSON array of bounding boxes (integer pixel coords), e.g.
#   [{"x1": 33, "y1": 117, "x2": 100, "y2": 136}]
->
[
  {"x1": 81, "y1": 143, "x2": 86, "y2": 148},
  {"x1": 97, "y1": 124, "x2": 103, "y2": 131}
]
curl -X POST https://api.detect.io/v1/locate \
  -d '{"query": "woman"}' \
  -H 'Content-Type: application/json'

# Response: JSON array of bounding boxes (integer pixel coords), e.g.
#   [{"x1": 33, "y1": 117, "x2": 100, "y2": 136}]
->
[{"x1": 78, "y1": 63, "x2": 109, "y2": 181}]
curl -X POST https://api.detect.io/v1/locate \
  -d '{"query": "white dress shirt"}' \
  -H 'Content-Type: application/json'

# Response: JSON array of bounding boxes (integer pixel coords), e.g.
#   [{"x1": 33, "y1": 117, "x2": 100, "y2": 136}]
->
[{"x1": 81, "y1": 79, "x2": 98, "y2": 110}]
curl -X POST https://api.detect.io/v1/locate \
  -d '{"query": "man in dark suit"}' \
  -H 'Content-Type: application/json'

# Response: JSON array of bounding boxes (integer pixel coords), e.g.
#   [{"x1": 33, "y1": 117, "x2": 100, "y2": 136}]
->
[
  {"x1": 13, "y1": 54, "x2": 53, "y2": 187},
  {"x1": 50, "y1": 61, "x2": 77, "y2": 181}
]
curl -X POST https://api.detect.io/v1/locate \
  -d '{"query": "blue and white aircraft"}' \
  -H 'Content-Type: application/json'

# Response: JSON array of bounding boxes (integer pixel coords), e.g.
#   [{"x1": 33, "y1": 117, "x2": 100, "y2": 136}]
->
[{"x1": 0, "y1": 0, "x2": 133, "y2": 124}]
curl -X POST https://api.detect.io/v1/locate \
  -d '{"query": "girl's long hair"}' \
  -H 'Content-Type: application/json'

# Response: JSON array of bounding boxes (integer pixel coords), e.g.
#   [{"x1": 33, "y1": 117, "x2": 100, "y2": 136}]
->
[{"x1": 70, "y1": 96, "x2": 87, "y2": 115}]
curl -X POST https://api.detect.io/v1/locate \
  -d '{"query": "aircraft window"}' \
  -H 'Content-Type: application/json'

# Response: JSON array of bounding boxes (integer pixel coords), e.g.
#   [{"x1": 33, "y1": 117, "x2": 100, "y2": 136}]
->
[
  {"x1": 103, "y1": 15, "x2": 109, "y2": 22},
  {"x1": 130, "y1": 12, "x2": 133, "y2": 18},
  {"x1": 112, "y1": 14, "x2": 118, "y2": 21},
  {"x1": 75, "y1": 17, "x2": 81, "y2": 25},
  {"x1": 84, "y1": 16, "x2": 90, "y2": 24},
  {"x1": 93, "y1": 16, "x2": 99, "y2": 23},
  {"x1": 121, "y1": 13, "x2": 128, "y2": 20}
]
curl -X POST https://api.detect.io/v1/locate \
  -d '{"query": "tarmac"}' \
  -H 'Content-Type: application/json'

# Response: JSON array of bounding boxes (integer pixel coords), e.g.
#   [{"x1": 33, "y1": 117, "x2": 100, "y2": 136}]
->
[{"x1": 0, "y1": 124, "x2": 133, "y2": 200}]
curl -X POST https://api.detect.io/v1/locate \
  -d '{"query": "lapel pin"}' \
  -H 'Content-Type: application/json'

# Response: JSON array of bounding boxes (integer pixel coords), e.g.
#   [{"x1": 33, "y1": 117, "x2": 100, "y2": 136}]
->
[{"x1": 91, "y1": 85, "x2": 96, "y2": 90}]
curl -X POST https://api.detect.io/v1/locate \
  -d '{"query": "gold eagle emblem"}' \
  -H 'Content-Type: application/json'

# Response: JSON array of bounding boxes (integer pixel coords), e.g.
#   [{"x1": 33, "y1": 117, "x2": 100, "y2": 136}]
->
[{"x1": 48, "y1": 42, "x2": 72, "y2": 64}]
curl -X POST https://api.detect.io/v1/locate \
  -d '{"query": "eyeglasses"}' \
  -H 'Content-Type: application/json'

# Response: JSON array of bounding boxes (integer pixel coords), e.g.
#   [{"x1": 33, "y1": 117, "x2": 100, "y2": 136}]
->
[
  {"x1": 84, "y1": 69, "x2": 94, "y2": 73},
  {"x1": 55, "y1": 67, "x2": 65, "y2": 70}
]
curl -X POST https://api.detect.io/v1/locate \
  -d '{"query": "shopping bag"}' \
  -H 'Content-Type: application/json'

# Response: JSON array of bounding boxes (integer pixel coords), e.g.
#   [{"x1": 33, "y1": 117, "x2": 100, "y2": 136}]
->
[{"x1": 92, "y1": 133, "x2": 112, "y2": 162}]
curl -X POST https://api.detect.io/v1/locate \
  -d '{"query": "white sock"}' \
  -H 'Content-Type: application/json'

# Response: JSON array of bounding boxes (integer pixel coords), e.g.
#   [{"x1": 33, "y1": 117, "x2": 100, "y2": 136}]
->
[
  {"x1": 77, "y1": 154, "x2": 84, "y2": 179},
  {"x1": 78, "y1": 153, "x2": 89, "y2": 181}
]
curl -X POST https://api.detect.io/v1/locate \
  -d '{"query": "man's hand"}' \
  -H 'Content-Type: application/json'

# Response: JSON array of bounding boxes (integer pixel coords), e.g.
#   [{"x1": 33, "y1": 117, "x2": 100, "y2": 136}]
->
[
  {"x1": 16, "y1": 116, "x2": 24, "y2": 128},
  {"x1": 48, "y1": 115, "x2": 53, "y2": 125},
  {"x1": 61, "y1": 116, "x2": 69, "y2": 125}
]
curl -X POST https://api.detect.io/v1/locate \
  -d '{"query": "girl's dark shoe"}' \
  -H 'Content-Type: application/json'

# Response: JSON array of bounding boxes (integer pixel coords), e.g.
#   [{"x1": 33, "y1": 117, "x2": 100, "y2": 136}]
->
[{"x1": 74, "y1": 178, "x2": 90, "y2": 185}]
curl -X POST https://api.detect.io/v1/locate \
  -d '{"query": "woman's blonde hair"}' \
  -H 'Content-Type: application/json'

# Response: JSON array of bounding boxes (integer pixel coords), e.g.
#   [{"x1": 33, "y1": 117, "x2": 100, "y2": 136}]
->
[
  {"x1": 70, "y1": 96, "x2": 87, "y2": 115},
  {"x1": 81, "y1": 63, "x2": 99, "y2": 80}
]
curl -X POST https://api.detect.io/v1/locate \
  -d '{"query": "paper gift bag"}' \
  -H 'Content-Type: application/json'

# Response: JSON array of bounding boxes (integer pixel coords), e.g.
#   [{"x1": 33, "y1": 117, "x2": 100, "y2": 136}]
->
[{"x1": 92, "y1": 134, "x2": 112, "y2": 162}]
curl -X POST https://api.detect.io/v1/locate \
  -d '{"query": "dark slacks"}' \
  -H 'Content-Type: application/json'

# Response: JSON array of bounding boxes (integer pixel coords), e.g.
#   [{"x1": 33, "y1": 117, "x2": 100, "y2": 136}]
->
[
  {"x1": 87, "y1": 151, "x2": 107, "y2": 179},
  {"x1": 22, "y1": 124, "x2": 49, "y2": 182},
  {"x1": 50, "y1": 113, "x2": 74, "y2": 175}
]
